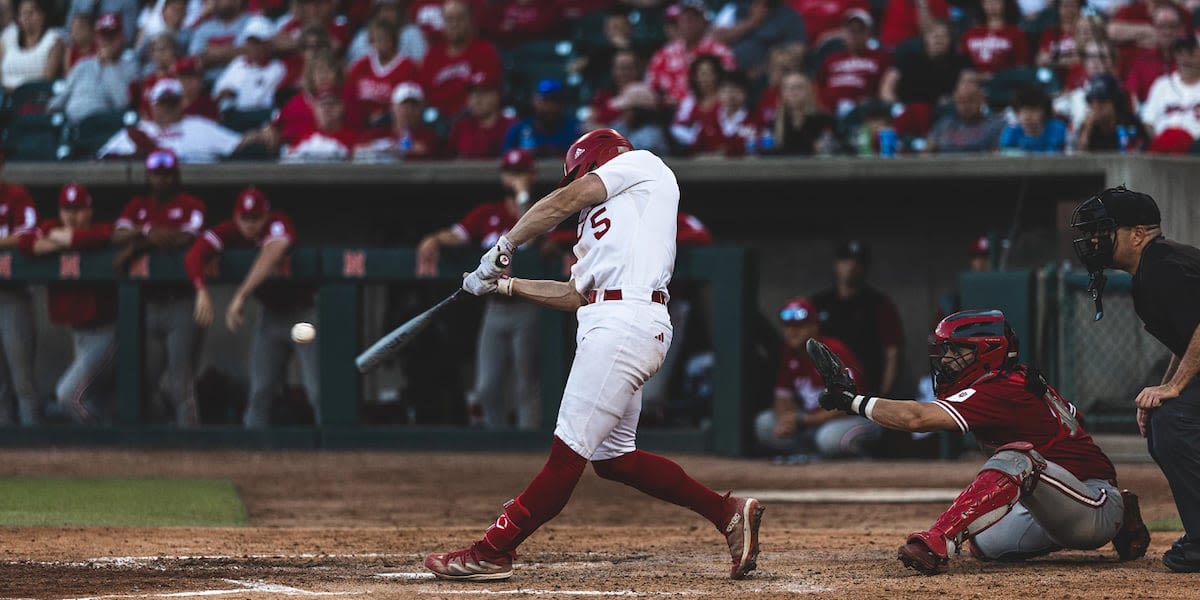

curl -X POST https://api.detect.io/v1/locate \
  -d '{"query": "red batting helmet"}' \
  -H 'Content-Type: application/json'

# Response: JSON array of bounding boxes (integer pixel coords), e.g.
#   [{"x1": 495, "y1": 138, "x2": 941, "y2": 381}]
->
[
  {"x1": 560, "y1": 128, "x2": 633, "y2": 187},
  {"x1": 929, "y1": 309, "x2": 1019, "y2": 398}
]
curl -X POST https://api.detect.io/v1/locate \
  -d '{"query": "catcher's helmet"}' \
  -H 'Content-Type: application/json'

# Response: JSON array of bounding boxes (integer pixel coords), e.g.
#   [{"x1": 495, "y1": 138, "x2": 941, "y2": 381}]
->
[
  {"x1": 559, "y1": 128, "x2": 633, "y2": 186},
  {"x1": 929, "y1": 309, "x2": 1018, "y2": 398}
]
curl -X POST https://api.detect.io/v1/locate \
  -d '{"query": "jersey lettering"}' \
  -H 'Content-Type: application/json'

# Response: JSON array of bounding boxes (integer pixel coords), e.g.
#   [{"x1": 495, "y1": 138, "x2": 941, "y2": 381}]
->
[{"x1": 590, "y1": 207, "x2": 611, "y2": 240}]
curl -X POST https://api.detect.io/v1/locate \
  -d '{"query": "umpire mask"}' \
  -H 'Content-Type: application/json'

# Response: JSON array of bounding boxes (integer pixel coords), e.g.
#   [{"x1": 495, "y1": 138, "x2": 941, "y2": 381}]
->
[{"x1": 1070, "y1": 192, "x2": 1118, "y2": 321}]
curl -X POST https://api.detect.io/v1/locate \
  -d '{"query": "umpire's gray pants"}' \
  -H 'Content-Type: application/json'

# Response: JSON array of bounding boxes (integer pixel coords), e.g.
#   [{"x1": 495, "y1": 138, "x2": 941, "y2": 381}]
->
[
  {"x1": 243, "y1": 305, "x2": 319, "y2": 428},
  {"x1": 469, "y1": 298, "x2": 540, "y2": 430},
  {"x1": 0, "y1": 288, "x2": 38, "y2": 425},
  {"x1": 57, "y1": 322, "x2": 117, "y2": 424},
  {"x1": 145, "y1": 297, "x2": 202, "y2": 426},
  {"x1": 972, "y1": 459, "x2": 1123, "y2": 560}
]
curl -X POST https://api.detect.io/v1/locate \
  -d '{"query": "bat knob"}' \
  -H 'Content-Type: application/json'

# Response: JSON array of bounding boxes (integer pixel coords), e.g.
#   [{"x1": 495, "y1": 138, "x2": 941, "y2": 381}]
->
[{"x1": 498, "y1": 255, "x2": 511, "y2": 267}]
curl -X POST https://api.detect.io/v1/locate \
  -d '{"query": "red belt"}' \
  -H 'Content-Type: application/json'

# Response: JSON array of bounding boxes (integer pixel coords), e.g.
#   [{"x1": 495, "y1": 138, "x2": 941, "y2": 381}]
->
[{"x1": 586, "y1": 289, "x2": 667, "y2": 305}]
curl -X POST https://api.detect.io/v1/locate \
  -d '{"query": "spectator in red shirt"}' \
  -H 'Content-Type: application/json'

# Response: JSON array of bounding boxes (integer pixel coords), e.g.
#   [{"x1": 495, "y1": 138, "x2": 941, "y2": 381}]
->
[
  {"x1": 647, "y1": 0, "x2": 737, "y2": 107},
  {"x1": 755, "y1": 43, "x2": 805, "y2": 125},
  {"x1": 1124, "y1": 4, "x2": 1184, "y2": 102},
  {"x1": 174, "y1": 57, "x2": 221, "y2": 119},
  {"x1": 486, "y1": 0, "x2": 565, "y2": 47},
  {"x1": 1037, "y1": 0, "x2": 1083, "y2": 84},
  {"x1": 280, "y1": 25, "x2": 333, "y2": 91},
  {"x1": 447, "y1": 70, "x2": 516, "y2": 158},
  {"x1": 1107, "y1": 0, "x2": 1187, "y2": 53},
  {"x1": 586, "y1": 48, "x2": 643, "y2": 130},
  {"x1": 670, "y1": 53, "x2": 725, "y2": 152},
  {"x1": 880, "y1": 0, "x2": 951, "y2": 49},
  {"x1": 419, "y1": 0, "x2": 502, "y2": 117},
  {"x1": 961, "y1": 0, "x2": 1030, "y2": 75},
  {"x1": 346, "y1": 18, "x2": 420, "y2": 128},
  {"x1": 355, "y1": 81, "x2": 441, "y2": 160},
  {"x1": 263, "y1": 49, "x2": 351, "y2": 149},
  {"x1": 707, "y1": 70, "x2": 759, "y2": 155},
  {"x1": 282, "y1": 89, "x2": 359, "y2": 162},
  {"x1": 790, "y1": 0, "x2": 868, "y2": 46},
  {"x1": 16, "y1": 184, "x2": 116, "y2": 424},
  {"x1": 817, "y1": 9, "x2": 894, "y2": 117}
]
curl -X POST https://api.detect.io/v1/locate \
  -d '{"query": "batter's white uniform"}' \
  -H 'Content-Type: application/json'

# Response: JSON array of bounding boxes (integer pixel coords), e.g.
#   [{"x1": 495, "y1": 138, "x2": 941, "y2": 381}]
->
[{"x1": 555, "y1": 149, "x2": 679, "y2": 461}]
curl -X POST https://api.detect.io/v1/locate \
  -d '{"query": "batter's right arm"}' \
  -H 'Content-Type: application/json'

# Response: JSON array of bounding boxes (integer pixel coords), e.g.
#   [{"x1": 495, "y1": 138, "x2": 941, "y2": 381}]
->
[{"x1": 498, "y1": 277, "x2": 587, "y2": 312}]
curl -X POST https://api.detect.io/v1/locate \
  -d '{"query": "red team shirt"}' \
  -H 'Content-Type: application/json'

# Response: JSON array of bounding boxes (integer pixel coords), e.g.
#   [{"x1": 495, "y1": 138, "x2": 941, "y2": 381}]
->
[
  {"x1": 789, "y1": 0, "x2": 869, "y2": 41},
  {"x1": 454, "y1": 201, "x2": 518, "y2": 249},
  {"x1": 448, "y1": 113, "x2": 518, "y2": 158},
  {"x1": 17, "y1": 220, "x2": 117, "y2": 326},
  {"x1": 116, "y1": 193, "x2": 206, "y2": 236},
  {"x1": 879, "y1": 0, "x2": 950, "y2": 48},
  {"x1": 960, "y1": 26, "x2": 1029, "y2": 74},
  {"x1": 346, "y1": 53, "x2": 420, "y2": 126},
  {"x1": 932, "y1": 367, "x2": 1117, "y2": 483},
  {"x1": 420, "y1": 39, "x2": 503, "y2": 116},
  {"x1": 185, "y1": 212, "x2": 309, "y2": 311},
  {"x1": 817, "y1": 49, "x2": 892, "y2": 109},
  {"x1": 776, "y1": 336, "x2": 864, "y2": 413},
  {"x1": 647, "y1": 37, "x2": 737, "y2": 105},
  {"x1": 0, "y1": 182, "x2": 37, "y2": 239}
]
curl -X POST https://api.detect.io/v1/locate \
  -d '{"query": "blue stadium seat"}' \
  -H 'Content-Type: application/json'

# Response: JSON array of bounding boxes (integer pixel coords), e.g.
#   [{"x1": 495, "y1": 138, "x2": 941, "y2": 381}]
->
[
  {"x1": 68, "y1": 110, "x2": 134, "y2": 158},
  {"x1": 4, "y1": 112, "x2": 68, "y2": 161}
]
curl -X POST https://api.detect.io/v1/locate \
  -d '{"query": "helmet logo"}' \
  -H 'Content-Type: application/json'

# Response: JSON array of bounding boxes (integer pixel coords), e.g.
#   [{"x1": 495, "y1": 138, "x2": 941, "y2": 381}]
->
[
  {"x1": 945, "y1": 388, "x2": 976, "y2": 402},
  {"x1": 574, "y1": 148, "x2": 585, "y2": 159}
]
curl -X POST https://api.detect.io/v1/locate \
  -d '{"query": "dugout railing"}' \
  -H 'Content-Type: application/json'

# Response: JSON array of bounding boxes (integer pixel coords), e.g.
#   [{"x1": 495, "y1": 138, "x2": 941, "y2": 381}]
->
[{"x1": 0, "y1": 245, "x2": 755, "y2": 455}]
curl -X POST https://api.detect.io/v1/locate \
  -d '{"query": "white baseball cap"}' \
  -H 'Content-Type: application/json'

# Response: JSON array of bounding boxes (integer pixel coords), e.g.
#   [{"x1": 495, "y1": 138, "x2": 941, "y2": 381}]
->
[
  {"x1": 391, "y1": 81, "x2": 424, "y2": 104},
  {"x1": 150, "y1": 78, "x2": 184, "y2": 103},
  {"x1": 238, "y1": 16, "x2": 276, "y2": 45}
]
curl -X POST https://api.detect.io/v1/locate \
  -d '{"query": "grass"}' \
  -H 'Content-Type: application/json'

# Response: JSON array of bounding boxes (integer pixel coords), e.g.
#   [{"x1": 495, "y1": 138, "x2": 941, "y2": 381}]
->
[
  {"x1": 1148, "y1": 516, "x2": 1184, "y2": 532},
  {"x1": 0, "y1": 477, "x2": 246, "y2": 527}
]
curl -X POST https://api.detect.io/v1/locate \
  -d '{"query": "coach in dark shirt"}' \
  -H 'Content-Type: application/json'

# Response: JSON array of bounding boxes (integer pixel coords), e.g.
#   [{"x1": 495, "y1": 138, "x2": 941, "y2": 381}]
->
[{"x1": 1072, "y1": 185, "x2": 1200, "y2": 573}]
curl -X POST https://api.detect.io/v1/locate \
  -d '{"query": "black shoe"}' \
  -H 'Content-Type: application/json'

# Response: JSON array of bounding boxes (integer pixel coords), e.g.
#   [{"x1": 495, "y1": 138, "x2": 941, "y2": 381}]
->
[{"x1": 1164, "y1": 537, "x2": 1200, "y2": 573}]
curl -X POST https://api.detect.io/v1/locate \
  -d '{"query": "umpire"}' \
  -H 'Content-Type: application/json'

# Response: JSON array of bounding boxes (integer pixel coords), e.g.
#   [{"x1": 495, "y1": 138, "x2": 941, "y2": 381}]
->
[{"x1": 1071, "y1": 185, "x2": 1200, "y2": 573}]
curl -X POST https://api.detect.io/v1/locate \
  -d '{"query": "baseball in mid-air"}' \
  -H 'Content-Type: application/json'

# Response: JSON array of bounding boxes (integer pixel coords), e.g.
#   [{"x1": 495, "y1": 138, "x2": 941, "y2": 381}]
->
[{"x1": 291, "y1": 322, "x2": 316, "y2": 344}]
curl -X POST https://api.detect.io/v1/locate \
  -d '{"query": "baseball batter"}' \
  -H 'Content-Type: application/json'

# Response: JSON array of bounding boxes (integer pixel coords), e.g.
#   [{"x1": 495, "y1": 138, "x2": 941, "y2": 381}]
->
[
  {"x1": 424, "y1": 129, "x2": 764, "y2": 581},
  {"x1": 813, "y1": 309, "x2": 1150, "y2": 574}
]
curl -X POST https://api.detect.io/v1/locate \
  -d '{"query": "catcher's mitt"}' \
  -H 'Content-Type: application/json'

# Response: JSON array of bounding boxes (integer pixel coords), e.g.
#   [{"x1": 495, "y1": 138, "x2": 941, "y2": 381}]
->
[{"x1": 805, "y1": 338, "x2": 858, "y2": 412}]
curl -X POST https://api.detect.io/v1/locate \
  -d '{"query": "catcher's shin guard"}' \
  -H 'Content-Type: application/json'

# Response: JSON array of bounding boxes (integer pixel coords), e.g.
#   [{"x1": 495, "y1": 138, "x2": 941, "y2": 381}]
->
[{"x1": 899, "y1": 442, "x2": 1045, "y2": 575}]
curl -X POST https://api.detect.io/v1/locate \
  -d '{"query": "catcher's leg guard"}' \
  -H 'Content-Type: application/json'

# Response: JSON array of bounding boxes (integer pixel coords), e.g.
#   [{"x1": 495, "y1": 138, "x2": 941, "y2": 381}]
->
[{"x1": 899, "y1": 442, "x2": 1045, "y2": 575}]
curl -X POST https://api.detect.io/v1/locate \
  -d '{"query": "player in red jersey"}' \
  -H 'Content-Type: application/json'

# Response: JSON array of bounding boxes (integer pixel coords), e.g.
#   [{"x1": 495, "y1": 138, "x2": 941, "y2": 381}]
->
[{"x1": 811, "y1": 309, "x2": 1150, "y2": 575}]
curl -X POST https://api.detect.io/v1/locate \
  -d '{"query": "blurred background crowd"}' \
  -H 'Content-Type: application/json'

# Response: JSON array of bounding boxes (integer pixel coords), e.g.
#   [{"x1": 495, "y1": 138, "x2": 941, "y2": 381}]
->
[{"x1": 0, "y1": 0, "x2": 1197, "y2": 161}]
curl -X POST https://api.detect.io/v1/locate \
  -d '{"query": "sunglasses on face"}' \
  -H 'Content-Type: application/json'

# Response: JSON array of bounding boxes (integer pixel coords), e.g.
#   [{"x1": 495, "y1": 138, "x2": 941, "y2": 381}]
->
[
  {"x1": 780, "y1": 307, "x2": 810, "y2": 322},
  {"x1": 146, "y1": 152, "x2": 177, "y2": 170}
]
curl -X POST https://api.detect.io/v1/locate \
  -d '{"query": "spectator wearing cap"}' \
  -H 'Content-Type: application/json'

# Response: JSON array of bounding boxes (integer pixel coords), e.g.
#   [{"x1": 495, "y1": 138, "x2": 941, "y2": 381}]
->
[
  {"x1": 16, "y1": 184, "x2": 117, "y2": 424},
  {"x1": 766, "y1": 71, "x2": 837, "y2": 155},
  {"x1": 816, "y1": 9, "x2": 894, "y2": 117},
  {"x1": 354, "y1": 81, "x2": 441, "y2": 161},
  {"x1": 670, "y1": 53, "x2": 725, "y2": 153},
  {"x1": 879, "y1": 0, "x2": 950, "y2": 49},
  {"x1": 607, "y1": 81, "x2": 669, "y2": 156},
  {"x1": 447, "y1": 70, "x2": 516, "y2": 158},
  {"x1": 0, "y1": 148, "x2": 38, "y2": 426},
  {"x1": 754, "y1": 297, "x2": 880, "y2": 459},
  {"x1": 111, "y1": 149, "x2": 207, "y2": 426},
  {"x1": 210, "y1": 16, "x2": 287, "y2": 113},
  {"x1": 647, "y1": 0, "x2": 736, "y2": 107},
  {"x1": 1075, "y1": 74, "x2": 1149, "y2": 151},
  {"x1": 881, "y1": 18, "x2": 970, "y2": 136},
  {"x1": 346, "y1": 18, "x2": 420, "y2": 128},
  {"x1": 65, "y1": 0, "x2": 137, "y2": 45},
  {"x1": 812, "y1": 240, "x2": 904, "y2": 397},
  {"x1": 502, "y1": 79, "x2": 581, "y2": 157},
  {"x1": 999, "y1": 85, "x2": 1067, "y2": 154},
  {"x1": 346, "y1": 0, "x2": 428, "y2": 65},
  {"x1": 926, "y1": 71, "x2": 1006, "y2": 153},
  {"x1": 98, "y1": 78, "x2": 249, "y2": 162},
  {"x1": 1140, "y1": 33, "x2": 1200, "y2": 153},
  {"x1": 711, "y1": 0, "x2": 806, "y2": 79},
  {"x1": 1124, "y1": 5, "x2": 1186, "y2": 103},
  {"x1": 186, "y1": 186, "x2": 320, "y2": 428},
  {"x1": 282, "y1": 89, "x2": 358, "y2": 161},
  {"x1": 48, "y1": 12, "x2": 138, "y2": 124},
  {"x1": 187, "y1": 0, "x2": 250, "y2": 80},
  {"x1": 1, "y1": 0, "x2": 65, "y2": 92},
  {"x1": 419, "y1": 0, "x2": 502, "y2": 117},
  {"x1": 63, "y1": 13, "x2": 96, "y2": 73},
  {"x1": 960, "y1": 0, "x2": 1029, "y2": 75},
  {"x1": 485, "y1": 0, "x2": 565, "y2": 48},
  {"x1": 416, "y1": 148, "x2": 542, "y2": 429},
  {"x1": 585, "y1": 48, "x2": 645, "y2": 132}
]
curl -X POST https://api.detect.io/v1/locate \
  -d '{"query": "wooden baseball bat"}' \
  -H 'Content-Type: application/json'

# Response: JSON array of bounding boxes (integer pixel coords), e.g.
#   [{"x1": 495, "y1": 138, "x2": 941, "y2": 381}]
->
[{"x1": 355, "y1": 289, "x2": 464, "y2": 373}]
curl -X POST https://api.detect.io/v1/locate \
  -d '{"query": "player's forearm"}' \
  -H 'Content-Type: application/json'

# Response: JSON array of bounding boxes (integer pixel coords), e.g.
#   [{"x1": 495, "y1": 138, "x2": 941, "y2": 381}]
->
[
  {"x1": 32, "y1": 238, "x2": 65, "y2": 254},
  {"x1": 1166, "y1": 325, "x2": 1200, "y2": 392},
  {"x1": 506, "y1": 175, "x2": 606, "y2": 246},
  {"x1": 847, "y1": 396, "x2": 953, "y2": 433},
  {"x1": 111, "y1": 227, "x2": 139, "y2": 246},
  {"x1": 236, "y1": 240, "x2": 289, "y2": 300},
  {"x1": 502, "y1": 277, "x2": 586, "y2": 311}
]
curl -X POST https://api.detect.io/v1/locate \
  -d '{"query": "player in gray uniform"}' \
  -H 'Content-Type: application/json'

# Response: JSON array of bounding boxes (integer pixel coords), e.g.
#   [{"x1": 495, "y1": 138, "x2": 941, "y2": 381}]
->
[
  {"x1": 0, "y1": 151, "x2": 39, "y2": 425},
  {"x1": 810, "y1": 309, "x2": 1150, "y2": 574}
]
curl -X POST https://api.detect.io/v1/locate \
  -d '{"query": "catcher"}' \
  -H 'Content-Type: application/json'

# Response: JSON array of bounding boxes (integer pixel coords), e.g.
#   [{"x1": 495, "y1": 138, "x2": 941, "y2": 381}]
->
[{"x1": 808, "y1": 309, "x2": 1150, "y2": 575}]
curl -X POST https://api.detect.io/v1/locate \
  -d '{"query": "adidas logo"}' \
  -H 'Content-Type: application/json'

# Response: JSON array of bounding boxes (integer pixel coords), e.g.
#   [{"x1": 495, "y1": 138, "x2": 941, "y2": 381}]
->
[
  {"x1": 655, "y1": 332, "x2": 664, "y2": 342},
  {"x1": 574, "y1": 148, "x2": 585, "y2": 158}
]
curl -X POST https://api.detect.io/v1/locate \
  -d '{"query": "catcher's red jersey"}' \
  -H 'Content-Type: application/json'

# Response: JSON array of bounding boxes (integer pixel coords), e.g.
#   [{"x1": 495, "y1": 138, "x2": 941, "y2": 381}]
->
[
  {"x1": 933, "y1": 367, "x2": 1116, "y2": 482},
  {"x1": 454, "y1": 201, "x2": 517, "y2": 250}
]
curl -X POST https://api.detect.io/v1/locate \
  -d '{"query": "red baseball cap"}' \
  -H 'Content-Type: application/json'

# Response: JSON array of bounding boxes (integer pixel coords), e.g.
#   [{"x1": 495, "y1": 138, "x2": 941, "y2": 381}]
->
[
  {"x1": 95, "y1": 12, "x2": 122, "y2": 34},
  {"x1": 235, "y1": 186, "x2": 270, "y2": 217},
  {"x1": 501, "y1": 148, "x2": 535, "y2": 172},
  {"x1": 59, "y1": 183, "x2": 92, "y2": 209},
  {"x1": 780, "y1": 297, "x2": 818, "y2": 324}
]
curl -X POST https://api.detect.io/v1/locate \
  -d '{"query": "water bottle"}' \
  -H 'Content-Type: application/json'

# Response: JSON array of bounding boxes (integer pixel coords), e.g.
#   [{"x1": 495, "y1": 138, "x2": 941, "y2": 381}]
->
[
  {"x1": 1116, "y1": 125, "x2": 1131, "y2": 154},
  {"x1": 399, "y1": 132, "x2": 413, "y2": 153},
  {"x1": 519, "y1": 126, "x2": 536, "y2": 150},
  {"x1": 878, "y1": 127, "x2": 898, "y2": 158},
  {"x1": 856, "y1": 127, "x2": 873, "y2": 157},
  {"x1": 759, "y1": 129, "x2": 775, "y2": 154}
]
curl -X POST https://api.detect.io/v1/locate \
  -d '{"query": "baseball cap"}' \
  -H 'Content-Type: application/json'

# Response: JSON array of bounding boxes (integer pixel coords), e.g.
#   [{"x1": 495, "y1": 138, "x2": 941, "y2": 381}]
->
[
  {"x1": 1084, "y1": 74, "x2": 1122, "y2": 103},
  {"x1": 969, "y1": 236, "x2": 990, "y2": 258},
  {"x1": 780, "y1": 297, "x2": 818, "y2": 324},
  {"x1": 145, "y1": 148, "x2": 179, "y2": 171},
  {"x1": 95, "y1": 12, "x2": 122, "y2": 34},
  {"x1": 172, "y1": 56, "x2": 200, "y2": 76},
  {"x1": 501, "y1": 148, "x2": 535, "y2": 172},
  {"x1": 467, "y1": 70, "x2": 501, "y2": 93},
  {"x1": 391, "y1": 81, "x2": 424, "y2": 104},
  {"x1": 238, "y1": 15, "x2": 275, "y2": 45},
  {"x1": 235, "y1": 186, "x2": 270, "y2": 217},
  {"x1": 844, "y1": 7, "x2": 873, "y2": 27},
  {"x1": 59, "y1": 183, "x2": 92, "y2": 209},
  {"x1": 1100, "y1": 187, "x2": 1161, "y2": 227},
  {"x1": 835, "y1": 239, "x2": 870, "y2": 264},
  {"x1": 149, "y1": 78, "x2": 183, "y2": 104}
]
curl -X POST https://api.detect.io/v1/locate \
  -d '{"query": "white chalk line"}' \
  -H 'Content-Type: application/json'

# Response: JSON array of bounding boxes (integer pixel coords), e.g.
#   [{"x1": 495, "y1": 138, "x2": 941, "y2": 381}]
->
[
  {"x1": 738, "y1": 488, "x2": 961, "y2": 503},
  {"x1": 0, "y1": 579, "x2": 364, "y2": 600}
]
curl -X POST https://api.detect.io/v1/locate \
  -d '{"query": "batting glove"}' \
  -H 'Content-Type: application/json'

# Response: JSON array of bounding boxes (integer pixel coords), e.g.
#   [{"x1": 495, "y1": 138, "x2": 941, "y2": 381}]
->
[
  {"x1": 462, "y1": 271, "x2": 498, "y2": 296},
  {"x1": 477, "y1": 235, "x2": 516, "y2": 280}
]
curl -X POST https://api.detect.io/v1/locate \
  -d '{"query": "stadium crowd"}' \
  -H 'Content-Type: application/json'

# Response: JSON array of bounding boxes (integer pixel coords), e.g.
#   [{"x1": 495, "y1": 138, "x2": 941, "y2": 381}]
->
[{"x1": 0, "y1": 0, "x2": 1194, "y2": 160}]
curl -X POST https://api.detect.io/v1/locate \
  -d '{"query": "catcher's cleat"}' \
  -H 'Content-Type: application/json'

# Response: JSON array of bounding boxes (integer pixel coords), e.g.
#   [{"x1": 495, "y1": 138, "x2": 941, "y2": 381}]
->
[
  {"x1": 424, "y1": 541, "x2": 514, "y2": 581},
  {"x1": 898, "y1": 531, "x2": 950, "y2": 575},
  {"x1": 1112, "y1": 489, "x2": 1151, "y2": 561},
  {"x1": 724, "y1": 495, "x2": 765, "y2": 580}
]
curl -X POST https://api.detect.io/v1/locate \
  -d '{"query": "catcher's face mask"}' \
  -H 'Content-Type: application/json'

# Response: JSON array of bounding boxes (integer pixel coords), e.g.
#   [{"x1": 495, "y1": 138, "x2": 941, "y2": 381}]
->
[
  {"x1": 1070, "y1": 195, "x2": 1116, "y2": 321},
  {"x1": 929, "y1": 342, "x2": 977, "y2": 397}
]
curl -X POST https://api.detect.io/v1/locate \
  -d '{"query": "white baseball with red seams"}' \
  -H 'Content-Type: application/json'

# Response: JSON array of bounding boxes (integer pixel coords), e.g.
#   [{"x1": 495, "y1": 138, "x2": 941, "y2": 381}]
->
[{"x1": 555, "y1": 149, "x2": 679, "y2": 461}]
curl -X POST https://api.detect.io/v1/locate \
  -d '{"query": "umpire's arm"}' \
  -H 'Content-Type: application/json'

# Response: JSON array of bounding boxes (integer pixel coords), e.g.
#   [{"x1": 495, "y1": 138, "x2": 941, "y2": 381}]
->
[{"x1": 1137, "y1": 324, "x2": 1200, "y2": 409}]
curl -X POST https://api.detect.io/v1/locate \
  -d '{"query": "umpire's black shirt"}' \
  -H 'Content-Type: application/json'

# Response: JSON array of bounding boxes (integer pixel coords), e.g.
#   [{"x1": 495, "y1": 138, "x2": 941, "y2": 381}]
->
[{"x1": 1132, "y1": 237, "x2": 1200, "y2": 357}]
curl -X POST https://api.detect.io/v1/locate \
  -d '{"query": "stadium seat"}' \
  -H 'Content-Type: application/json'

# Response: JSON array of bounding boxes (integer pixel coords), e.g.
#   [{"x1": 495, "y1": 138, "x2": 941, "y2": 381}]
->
[
  {"x1": 503, "y1": 40, "x2": 577, "y2": 111},
  {"x1": 68, "y1": 110, "x2": 134, "y2": 158},
  {"x1": 221, "y1": 108, "x2": 274, "y2": 133},
  {"x1": 3, "y1": 112, "x2": 68, "y2": 161},
  {"x1": 2, "y1": 79, "x2": 59, "y2": 117}
]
